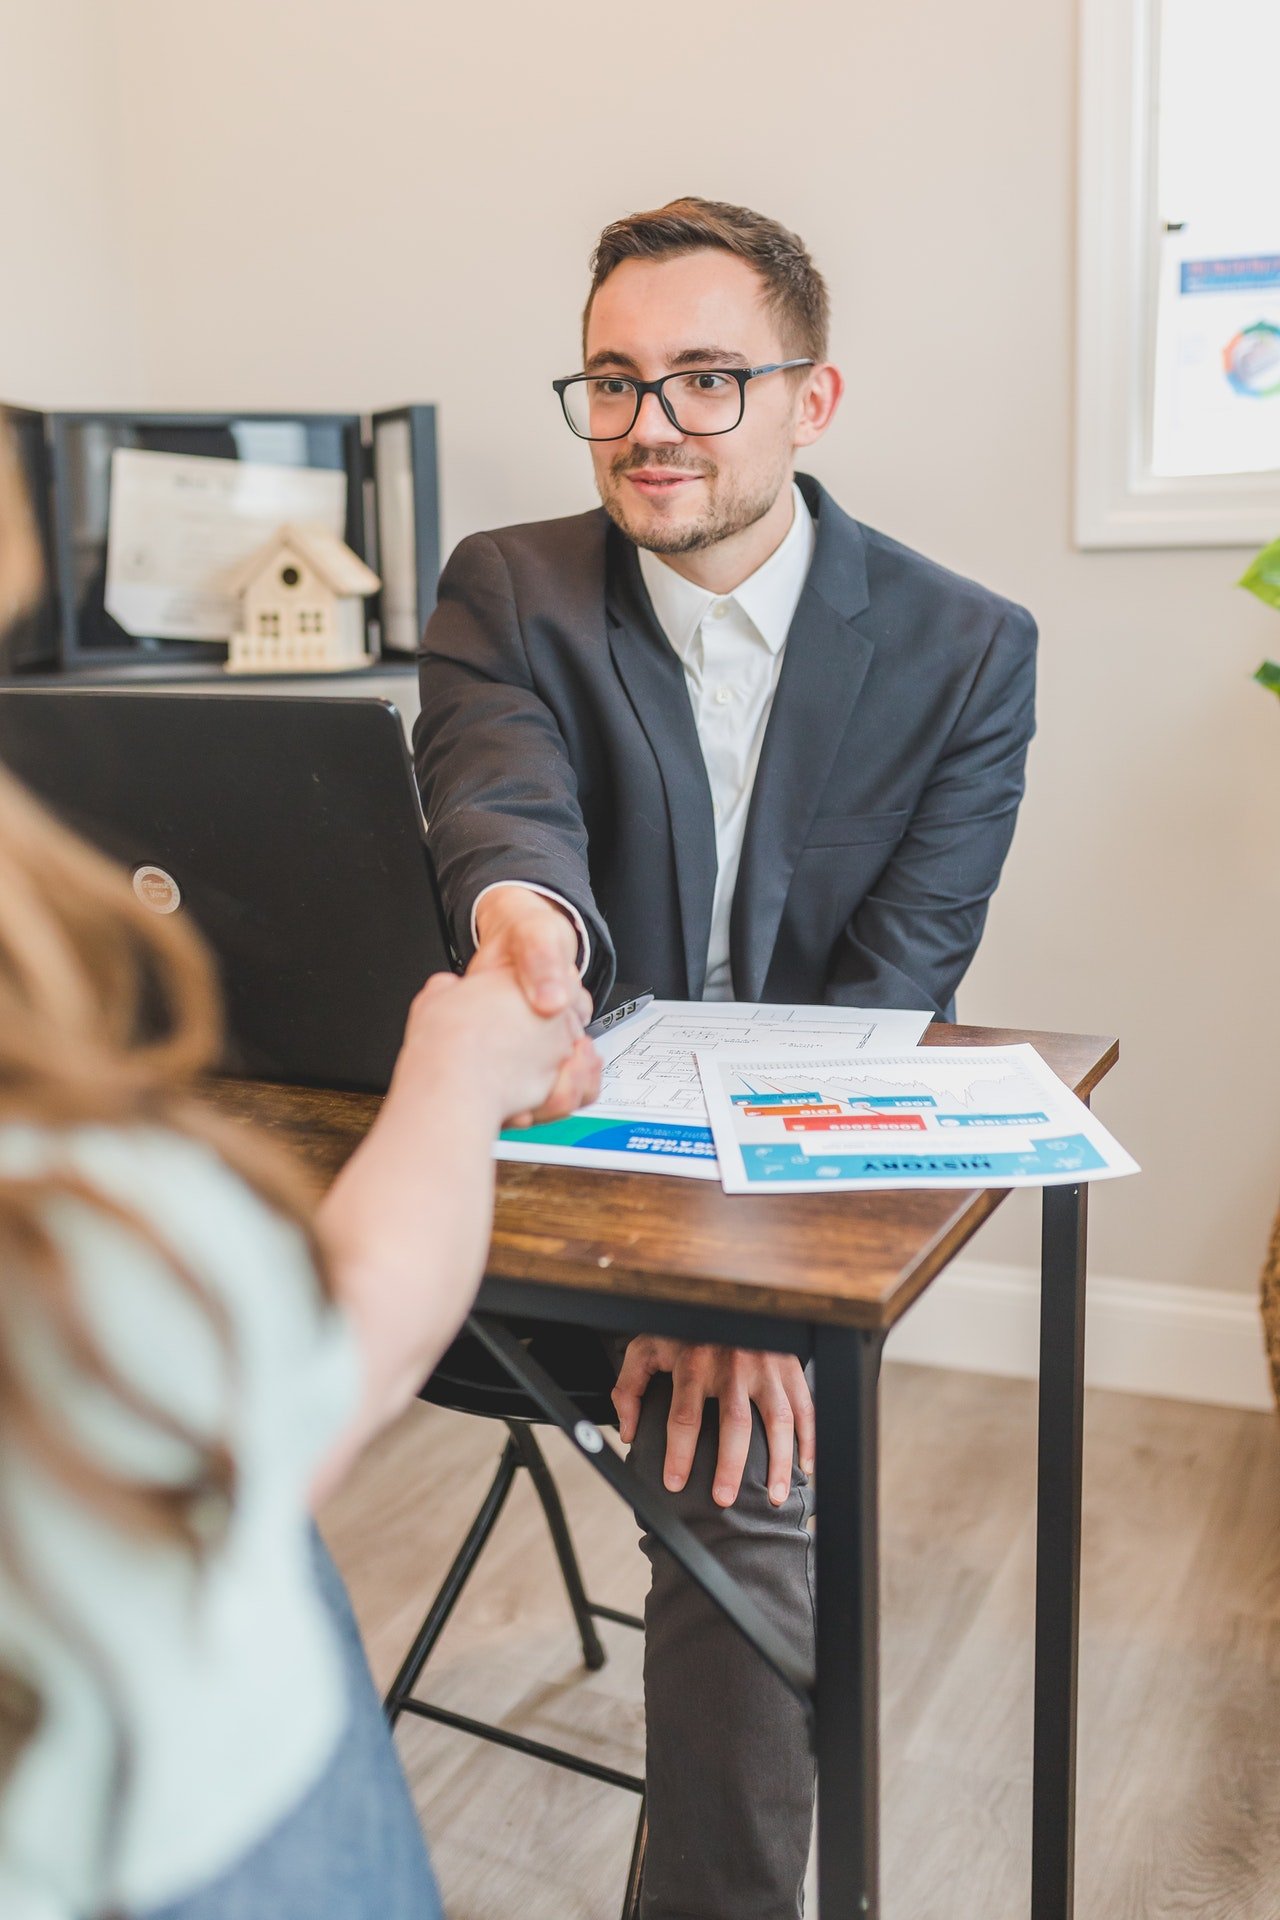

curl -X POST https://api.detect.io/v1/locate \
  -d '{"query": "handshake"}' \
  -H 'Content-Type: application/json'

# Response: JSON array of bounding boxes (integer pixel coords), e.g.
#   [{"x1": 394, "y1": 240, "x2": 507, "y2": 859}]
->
[
  {"x1": 392, "y1": 885, "x2": 812, "y2": 1513},
  {"x1": 398, "y1": 885, "x2": 601, "y2": 1132}
]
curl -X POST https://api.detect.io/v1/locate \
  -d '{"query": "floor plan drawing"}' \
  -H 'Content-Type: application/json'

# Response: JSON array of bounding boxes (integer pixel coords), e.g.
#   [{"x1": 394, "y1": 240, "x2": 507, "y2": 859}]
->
[
  {"x1": 496, "y1": 1001, "x2": 933, "y2": 1180},
  {"x1": 599, "y1": 1008, "x2": 883, "y2": 1115}
]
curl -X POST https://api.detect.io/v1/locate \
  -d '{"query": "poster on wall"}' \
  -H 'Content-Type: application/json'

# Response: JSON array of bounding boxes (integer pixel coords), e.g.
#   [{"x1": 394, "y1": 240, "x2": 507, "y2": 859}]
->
[{"x1": 1152, "y1": 237, "x2": 1280, "y2": 477}]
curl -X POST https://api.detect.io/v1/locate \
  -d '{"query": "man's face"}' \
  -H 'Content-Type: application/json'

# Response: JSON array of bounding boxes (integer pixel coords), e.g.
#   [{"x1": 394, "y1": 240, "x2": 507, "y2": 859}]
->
[{"x1": 582, "y1": 250, "x2": 809, "y2": 556}]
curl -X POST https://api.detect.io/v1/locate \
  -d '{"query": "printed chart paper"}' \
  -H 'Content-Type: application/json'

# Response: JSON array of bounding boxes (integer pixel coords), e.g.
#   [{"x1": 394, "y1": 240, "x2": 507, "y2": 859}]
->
[
  {"x1": 496, "y1": 1001, "x2": 932, "y2": 1180},
  {"x1": 696, "y1": 1044, "x2": 1138, "y2": 1195},
  {"x1": 1152, "y1": 242, "x2": 1280, "y2": 477}
]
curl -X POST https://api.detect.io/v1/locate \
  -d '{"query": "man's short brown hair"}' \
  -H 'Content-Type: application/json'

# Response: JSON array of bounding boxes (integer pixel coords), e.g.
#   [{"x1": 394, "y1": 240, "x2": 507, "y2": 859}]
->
[{"x1": 584, "y1": 196, "x2": 830, "y2": 363}]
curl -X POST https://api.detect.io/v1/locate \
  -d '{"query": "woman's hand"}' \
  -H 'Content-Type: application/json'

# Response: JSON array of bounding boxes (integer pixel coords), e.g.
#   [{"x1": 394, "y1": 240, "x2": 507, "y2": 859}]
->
[{"x1": 395, "y1": 970, "x2": 600, "y2": 1129}]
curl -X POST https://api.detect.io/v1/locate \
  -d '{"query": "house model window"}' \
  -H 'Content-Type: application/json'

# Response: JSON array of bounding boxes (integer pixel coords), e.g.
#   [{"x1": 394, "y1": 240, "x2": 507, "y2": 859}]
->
[{"x1": 226, "y1": 524, "x2": 380, "y2": 675}]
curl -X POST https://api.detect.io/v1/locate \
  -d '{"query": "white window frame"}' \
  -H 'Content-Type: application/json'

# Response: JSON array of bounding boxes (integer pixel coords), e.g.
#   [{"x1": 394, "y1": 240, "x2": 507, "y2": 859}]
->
[{"x1": 1075, "y1": 0, "x2": 1280, "y2": 549}]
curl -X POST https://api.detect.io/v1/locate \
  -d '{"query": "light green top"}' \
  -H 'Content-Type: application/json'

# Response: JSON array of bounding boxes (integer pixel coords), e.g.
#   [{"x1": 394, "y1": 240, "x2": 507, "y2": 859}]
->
[{"x1": 0, "y1": 1124, "x2": 360, "y2": 1920}]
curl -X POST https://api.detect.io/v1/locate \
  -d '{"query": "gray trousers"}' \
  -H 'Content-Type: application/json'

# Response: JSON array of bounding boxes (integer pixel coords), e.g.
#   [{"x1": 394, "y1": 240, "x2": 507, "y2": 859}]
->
[{"x1": 616, "y1": 1356, "x2": 817, "y2": 1920}]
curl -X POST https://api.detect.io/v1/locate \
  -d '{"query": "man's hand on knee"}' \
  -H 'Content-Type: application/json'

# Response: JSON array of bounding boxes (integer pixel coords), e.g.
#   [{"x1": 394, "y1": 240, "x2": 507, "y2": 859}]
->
[
  {"x1": 470, "y1": 887, "x2": 599, "y2": 1122},
  {"x1": 612, "y1": 1337, "x2": 815, "y2": 1511}
]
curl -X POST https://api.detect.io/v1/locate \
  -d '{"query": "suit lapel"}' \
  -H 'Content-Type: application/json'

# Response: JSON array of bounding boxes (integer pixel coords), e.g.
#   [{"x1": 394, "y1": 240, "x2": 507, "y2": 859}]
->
[
  {"x1": 730, "y1": 482, "x2": 875, "y2": 1002},
  {"x1": 605, "y1": 532, "x2": 717, "y2": 1000}
]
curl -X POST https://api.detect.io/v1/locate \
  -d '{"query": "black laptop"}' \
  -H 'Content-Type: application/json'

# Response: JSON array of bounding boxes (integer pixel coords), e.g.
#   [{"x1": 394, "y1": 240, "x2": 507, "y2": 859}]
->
[{"x1": 0, "y1": 690, "x2": 458, "y2": 1091}]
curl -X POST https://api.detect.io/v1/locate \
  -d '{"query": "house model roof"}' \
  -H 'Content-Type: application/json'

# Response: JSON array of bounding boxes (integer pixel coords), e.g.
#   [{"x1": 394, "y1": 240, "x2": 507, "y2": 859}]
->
[{"x1": 226, "y1": 523, "x2": 381, "y2": 597}]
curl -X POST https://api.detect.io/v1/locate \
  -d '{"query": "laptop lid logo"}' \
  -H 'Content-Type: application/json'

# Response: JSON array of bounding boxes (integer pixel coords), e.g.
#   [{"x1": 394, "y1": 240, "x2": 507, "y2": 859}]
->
[{"x1": 132, "y1": 865, "x2": 181, "y2": 915}]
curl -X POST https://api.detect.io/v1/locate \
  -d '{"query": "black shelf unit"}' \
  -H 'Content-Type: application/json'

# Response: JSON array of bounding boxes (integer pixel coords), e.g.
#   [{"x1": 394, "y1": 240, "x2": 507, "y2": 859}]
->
[{"x1": 3, "y1": 403, "x2": 440, "y2": 674}]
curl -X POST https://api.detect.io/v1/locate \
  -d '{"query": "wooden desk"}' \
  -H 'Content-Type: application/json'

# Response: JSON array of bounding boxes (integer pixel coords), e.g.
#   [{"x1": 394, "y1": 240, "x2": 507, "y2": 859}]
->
[{"x1": 209, "y1": 1022, "x2": 1118, "y2": 1920}]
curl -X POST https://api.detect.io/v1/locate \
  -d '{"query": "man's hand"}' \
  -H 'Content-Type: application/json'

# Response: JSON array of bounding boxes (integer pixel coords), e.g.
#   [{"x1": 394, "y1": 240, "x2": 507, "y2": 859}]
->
[
  {"x1": 471, "y1": 885, "x2": 582, "y2": 1011},
  {"x1": 470, "y1": 886, "x2": 600, "y2": 1122},
  {"x1": 613, "y1": 1338, "x2": 815, "y2": 1510}
]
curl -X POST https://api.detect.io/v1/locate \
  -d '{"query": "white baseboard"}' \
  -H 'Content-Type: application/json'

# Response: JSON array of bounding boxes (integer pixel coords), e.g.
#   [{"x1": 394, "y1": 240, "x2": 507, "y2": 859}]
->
[{"x1": 883, "y1": 1260, "x2": 1275, "y2": 1412}]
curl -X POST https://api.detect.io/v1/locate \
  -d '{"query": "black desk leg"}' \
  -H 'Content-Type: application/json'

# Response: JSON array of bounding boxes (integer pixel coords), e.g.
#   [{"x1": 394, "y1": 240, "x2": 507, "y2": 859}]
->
[
  {"x1": 1032, "y1": 1181, "x2": 1089, "y2": 1920},
  {"x1": 814, "y1": 1325, "x2": 882, "y2": 1919}
]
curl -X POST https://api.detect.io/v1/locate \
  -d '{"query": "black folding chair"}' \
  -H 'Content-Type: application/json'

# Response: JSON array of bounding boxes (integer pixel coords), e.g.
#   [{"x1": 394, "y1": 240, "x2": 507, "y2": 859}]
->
[{"x1": 384, "y1": 1323, "x2": 648, "y2": 1920}]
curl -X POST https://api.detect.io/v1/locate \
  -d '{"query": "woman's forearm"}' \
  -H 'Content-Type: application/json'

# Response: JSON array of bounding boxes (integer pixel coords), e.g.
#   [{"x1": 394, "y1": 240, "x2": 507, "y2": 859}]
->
[
  {"x1": 303, "y1": 968, "x2": 598, "y2": 1505},
  {"x1": 310, "y1": 1061, "x2": 501, "y2": 1498}
]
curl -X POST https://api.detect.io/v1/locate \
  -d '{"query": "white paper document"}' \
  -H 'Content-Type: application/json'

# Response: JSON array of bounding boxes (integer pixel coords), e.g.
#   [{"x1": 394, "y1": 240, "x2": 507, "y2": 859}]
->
[
  {"x1": 495, "y1": 1001, "x2": 932, "y2": 1180},
  {"x1": 696, "y1": 1044, "x2": 1139, "y2": 1195},
  {"x1": 104, "y1": 447, "x2": 348, "y2": 639}
]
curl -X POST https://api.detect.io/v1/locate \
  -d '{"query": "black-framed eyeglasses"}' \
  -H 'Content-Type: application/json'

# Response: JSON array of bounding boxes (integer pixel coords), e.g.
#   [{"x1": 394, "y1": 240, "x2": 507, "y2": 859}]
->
[{"x1": 552, "y1": 361, "x2": 815, "y2": 441}]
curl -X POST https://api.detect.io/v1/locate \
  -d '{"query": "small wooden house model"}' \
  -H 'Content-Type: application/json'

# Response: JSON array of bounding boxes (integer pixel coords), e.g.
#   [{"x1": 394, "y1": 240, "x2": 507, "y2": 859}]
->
[{"x1": 226, "y1": 524, "x2": 380, "y2": 674}]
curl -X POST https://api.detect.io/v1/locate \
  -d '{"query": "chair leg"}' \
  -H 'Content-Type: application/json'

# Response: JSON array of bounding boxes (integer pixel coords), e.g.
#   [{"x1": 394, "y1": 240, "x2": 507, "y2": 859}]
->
[
  {"x1": 621, "y1": 1796, "x2": 647, "y2": 1920},
  {"x1": 384, "y1": 1435, "x2": 521, "y2": 1724},
  {"x1": 508, "y1": 1420, "x2": 607, "y2": 1671}
]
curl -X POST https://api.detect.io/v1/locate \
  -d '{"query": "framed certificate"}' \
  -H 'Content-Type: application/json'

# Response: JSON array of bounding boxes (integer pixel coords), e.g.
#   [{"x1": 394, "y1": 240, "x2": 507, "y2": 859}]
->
[{"x1": 44, "y1": 410, "x2": 366, "y2": 668}]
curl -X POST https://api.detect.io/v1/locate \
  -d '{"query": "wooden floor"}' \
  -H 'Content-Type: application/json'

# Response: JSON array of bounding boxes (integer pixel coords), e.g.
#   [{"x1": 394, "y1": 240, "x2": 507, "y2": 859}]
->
[{"x1": 320, "y1": 1364, "x2": 1280, "y2": 1919}]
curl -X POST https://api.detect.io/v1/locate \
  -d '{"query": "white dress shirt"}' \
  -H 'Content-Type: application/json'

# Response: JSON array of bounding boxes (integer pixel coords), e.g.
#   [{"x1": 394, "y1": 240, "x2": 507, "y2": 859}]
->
[
  {"x1": 638, "y1": 482, "x2": 814, "y2": 999},
  {"x1": 473, "y1": 482, "x2": 815, "y2": 1001}
]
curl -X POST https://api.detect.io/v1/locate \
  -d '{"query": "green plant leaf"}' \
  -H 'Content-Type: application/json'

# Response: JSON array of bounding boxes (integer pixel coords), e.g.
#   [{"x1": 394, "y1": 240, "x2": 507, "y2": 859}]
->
[
  {"x1": 1255, "y1": 659, "x2": 1280, "y2": 697},
  {"x1": 1239, "y1": 537, "x2": 1280, "y2": 611}
]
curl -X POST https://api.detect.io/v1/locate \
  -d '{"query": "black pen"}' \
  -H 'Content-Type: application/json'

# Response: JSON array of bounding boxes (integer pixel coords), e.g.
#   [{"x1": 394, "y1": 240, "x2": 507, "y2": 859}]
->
[{"x1": 586, "y1": 989, "x2": 654, "y2": 1040}]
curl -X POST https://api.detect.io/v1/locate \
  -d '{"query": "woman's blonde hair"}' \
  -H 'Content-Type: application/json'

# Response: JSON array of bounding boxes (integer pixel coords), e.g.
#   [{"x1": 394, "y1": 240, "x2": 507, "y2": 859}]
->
[{"x1": 0, "y1": 416, "x2": 325, "y2": 1776}]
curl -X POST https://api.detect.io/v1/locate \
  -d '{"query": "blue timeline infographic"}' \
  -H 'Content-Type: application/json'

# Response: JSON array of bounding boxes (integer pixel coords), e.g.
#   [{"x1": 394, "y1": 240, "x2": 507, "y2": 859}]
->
[{"x1": 697, "y1": 1046, "x2": 1139, "y2": 1194}]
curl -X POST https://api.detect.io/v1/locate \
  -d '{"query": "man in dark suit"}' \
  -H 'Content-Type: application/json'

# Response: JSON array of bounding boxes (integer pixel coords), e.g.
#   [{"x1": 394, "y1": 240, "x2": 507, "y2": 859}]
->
[{"x1": 414, "y1": 197, "x2": 1036, "y2": 1920}]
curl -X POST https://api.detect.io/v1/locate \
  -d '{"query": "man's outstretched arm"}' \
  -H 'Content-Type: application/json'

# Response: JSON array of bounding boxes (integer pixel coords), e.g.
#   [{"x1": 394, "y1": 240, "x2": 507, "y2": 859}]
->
[
  {"x1": 414, "y1": 532, "x2": 612, "y2": 1118},
  {"x1": 414, "y1": 531, "x2": 618, "y2": 1011}
]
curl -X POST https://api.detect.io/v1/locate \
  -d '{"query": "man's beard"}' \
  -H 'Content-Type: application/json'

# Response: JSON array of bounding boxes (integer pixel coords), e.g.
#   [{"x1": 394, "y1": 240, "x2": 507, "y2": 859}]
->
[{"x1": 598, "y1": 449, "x2": 783, "y2": 555}]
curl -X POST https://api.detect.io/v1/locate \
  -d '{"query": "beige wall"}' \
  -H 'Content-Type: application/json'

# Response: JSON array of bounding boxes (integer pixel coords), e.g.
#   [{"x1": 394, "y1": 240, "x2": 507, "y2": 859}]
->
[
  {"x1": 0, "y1": 1, "x2": 142, "y2": 401},
  {"x1": 10, "y1": 0, "x2": 1280, "y2": 1295}
]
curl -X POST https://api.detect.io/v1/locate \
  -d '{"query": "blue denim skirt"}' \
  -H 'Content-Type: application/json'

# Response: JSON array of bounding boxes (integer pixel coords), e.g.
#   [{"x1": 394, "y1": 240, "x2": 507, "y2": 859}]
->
[{"x1": 140, "y1": 1535, "x2": 443, "y2": 1920}]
